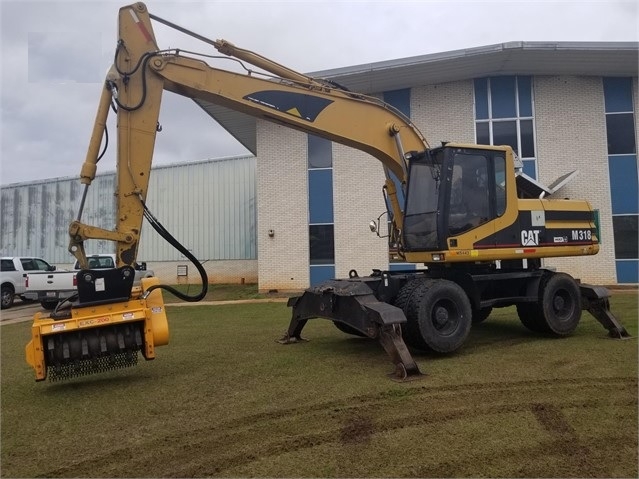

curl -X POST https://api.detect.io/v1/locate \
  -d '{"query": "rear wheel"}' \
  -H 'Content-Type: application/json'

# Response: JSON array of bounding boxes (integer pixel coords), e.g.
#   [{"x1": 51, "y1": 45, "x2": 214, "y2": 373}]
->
[
  {"x1": 1, "y1": 285, "x2": 14, "y2": 309},
  {"x1": 406, "y1": 279, "x2": 472, "y2": 353},
  {"x1": 517, "y1": 303, "x2": 548, "y2": 333},
  {"x1": 539, "y1": 272, "x2": 582, "y2": 336}
]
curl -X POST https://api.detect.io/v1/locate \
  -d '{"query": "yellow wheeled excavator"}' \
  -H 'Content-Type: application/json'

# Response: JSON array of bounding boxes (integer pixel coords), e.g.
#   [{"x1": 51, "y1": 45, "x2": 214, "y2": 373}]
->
[{"x1": 25, "y1": 2, "x2": 628, "y2": 382}]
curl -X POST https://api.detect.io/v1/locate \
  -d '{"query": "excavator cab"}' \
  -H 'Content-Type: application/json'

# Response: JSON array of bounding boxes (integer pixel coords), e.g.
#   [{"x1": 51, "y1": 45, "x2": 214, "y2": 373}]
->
[{"x1": 403, "y1": 144, "x2": 509, "y2": 253}]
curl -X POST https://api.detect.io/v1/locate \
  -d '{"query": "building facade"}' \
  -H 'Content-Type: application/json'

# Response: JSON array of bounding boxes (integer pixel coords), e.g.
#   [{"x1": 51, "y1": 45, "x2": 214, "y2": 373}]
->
[
  {"x1": 2, "y1": 42, "x2": 637, "y2": 289},
  {"x1": 242, "y1": 42, "x2": 638, "y2": 289}
]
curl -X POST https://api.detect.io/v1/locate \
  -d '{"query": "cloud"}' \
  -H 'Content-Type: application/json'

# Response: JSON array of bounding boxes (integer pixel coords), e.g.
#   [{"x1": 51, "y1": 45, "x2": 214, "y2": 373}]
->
[{"x1": 1, "y1": 0, "x2": 637, "y2": 185}]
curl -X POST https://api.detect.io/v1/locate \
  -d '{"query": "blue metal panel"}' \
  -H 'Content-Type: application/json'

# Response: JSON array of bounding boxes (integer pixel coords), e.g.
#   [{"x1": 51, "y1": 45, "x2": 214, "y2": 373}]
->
[
  {"x1": 389, "y1": 263, "x2": 416, "y2": 271},
  {"x1": 522, "y1": 160, "x2": 537, "y2": 179},
  {"x1": 616, "y1": 260, "x2": 639, "y2": 283},
  {"x1": 608, "y1": 155, "x2": 638, "y2": 214},
  {"x1": 308, "y1": 169, "x2": 334, "y2": 224},
  {"x1": 310, "y1": 265, "x2": 335, "y2": 286}
]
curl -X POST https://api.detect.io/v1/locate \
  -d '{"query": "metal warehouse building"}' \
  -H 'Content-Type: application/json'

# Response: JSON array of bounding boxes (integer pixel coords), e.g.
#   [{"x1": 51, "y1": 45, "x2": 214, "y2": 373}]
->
[{"x1": 1, "y1": 41, "x2": 638, "y2": 288}]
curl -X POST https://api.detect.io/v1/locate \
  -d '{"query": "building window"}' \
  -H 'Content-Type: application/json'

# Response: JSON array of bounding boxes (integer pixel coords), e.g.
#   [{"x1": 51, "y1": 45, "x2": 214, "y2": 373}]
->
[
  {"x1": 308, "y1": 134, "x2": 335, "y2": 285},
  {"x1": 474, "y1": 76, "x2": 537, "y2": 178},
  {"x1": 604, "y1": 77, "x2": 638, "y2": 283}
]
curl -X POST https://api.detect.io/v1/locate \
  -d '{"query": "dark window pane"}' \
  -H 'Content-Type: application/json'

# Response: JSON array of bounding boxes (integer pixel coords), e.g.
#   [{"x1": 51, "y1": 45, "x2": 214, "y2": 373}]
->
[
  {"x1": 608, "y1": 155, "x2": 639, "y2": 214},
  {"x1": 474, "y1": 78, "x2": 489, "y2": 120},
  {"x1": 476, "y1": 122, "x2": 489, "y2": 144},
  {"x1": 603, "y1": 77, "x2": 633, "y2": 113},
  {"x1": 490, "y1": 76, "x2": 517, "y2": 118},
  {"x1": 494, "y1": 154, "x2": 506, "y2": 216},
  {"x1": 308, "y1": 134, "x2": 332, "y2": 169},
  {"x1": 308, "y1": 169, "x2": 334, "y2": 223},
  {"x1": 517, "y1": 76, "x2": 533, "y2": 117},
  {"x1": 606, "y1": 113, "x2": 637, "y2": 154},
  {"x1": 520, "y1": 119, "x2": 535, "y2": 158},
  {"x1": 383, "y1": 88, "x2": 411, "y2": 117},
  {"x1": 492, "y1": 121, "x2": 518, "y2": 154},
  {"x1": 309, "y1": 224, "x2": 335, "y2": 264},
  {"x1": 613, "y1": 215, "x2": 639, "y2": 259}
]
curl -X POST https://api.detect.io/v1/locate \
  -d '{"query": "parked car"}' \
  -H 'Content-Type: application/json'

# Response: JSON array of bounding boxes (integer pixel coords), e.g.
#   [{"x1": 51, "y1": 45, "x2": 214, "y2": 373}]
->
[
  {"x1": 24, "y1": 254, "x2": 154, "y2": 310},
  {"x1": 0, "y1": 256, "x2": 57, "y2": 309}
]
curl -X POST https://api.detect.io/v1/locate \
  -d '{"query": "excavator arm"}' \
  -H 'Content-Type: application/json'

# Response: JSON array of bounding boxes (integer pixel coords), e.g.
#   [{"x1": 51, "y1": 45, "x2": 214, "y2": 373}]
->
[{"x1": 68, "y1": 2, "x2": 428, "y2": 271}]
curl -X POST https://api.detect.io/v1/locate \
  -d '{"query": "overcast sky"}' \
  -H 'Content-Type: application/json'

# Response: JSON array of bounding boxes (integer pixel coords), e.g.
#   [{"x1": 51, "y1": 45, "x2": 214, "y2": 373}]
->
[{"x1": 1, "y1": 0, "x2": 637, "y2": 186}]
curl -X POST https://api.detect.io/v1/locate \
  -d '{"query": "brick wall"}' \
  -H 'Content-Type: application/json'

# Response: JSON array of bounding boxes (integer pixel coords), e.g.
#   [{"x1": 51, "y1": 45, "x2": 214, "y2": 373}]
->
[
  {"x1": 412, "y1": 80, "x2": 476, "y2": 146},
  {"x1": 332, "y1": 144, "x2": 389, "y2": 278},
  {"x1": 256, "y1": 121, "x2": 310, "y2": 292},
  {"x1": 534, "y1": 76, "x2": 616, "y2": 284}
]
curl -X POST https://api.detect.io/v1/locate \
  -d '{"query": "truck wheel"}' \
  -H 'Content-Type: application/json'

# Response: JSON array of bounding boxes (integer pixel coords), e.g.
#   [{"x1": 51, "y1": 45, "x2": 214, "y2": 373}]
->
[
  {"x1": 472, "y1": 307, "x2": 492, "y2": 324},
  {"x1": 517, "y1": 303, "x2": 548, "y2": 333},
  {"x1": 41, "y1": 300, "x2": 58, "y2": 310},
  {"x1": 394, "y1": 279, "x2": 424, "y2": 348},
  {"x1": 1, "y1": 285, "x2": 14, "y2": 309},
  {"x1": 516, "y1": 303, "x2": 549, "y2": 333},
  {"x1": 408, "y1": 279, "x2": 472, "y2": 353},
  {"x1": 539, "y1": 272, "x2": 582, "y2": 336}
]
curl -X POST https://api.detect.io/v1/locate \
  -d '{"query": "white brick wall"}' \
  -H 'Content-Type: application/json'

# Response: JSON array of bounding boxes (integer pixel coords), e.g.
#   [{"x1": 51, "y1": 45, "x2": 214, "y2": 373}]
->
[
  {"x1": 534, "y1": 76, "x2": 616, "y2": 284},
  {"x1": 333, "y1": 144, "x2": 389, "y2": 278},
  {"x1": 256, "y1": 121, "x2": 310, "y2": 291},
  {"x1": 412, "y1": 81, "x2": 476, "y2": 146}
]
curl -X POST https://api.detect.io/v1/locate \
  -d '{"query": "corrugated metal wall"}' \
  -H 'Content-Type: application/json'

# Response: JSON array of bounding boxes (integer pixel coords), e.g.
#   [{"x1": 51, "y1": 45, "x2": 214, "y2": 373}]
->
[{"x1": 0, "y1": 156, "x2": 256, "y2": 263}]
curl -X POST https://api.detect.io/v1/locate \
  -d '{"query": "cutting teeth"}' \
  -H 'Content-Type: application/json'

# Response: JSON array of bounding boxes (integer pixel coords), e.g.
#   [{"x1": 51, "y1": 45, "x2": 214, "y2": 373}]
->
[
  {"x1": 48, "y1": 351, "x2": 139, "y2": 381},
  {"x1": 44, "y1": 323, "x2": 145, "y2": 381}
]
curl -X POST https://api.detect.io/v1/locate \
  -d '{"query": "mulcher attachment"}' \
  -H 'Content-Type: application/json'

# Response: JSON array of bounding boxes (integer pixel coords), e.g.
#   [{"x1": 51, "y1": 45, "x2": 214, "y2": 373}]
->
[
  {"x1": 25, "y1": 276, "x2": 169, "y2": 381},
  {"x1": 279, "y1": 279, "x2": 423, "y2": 381},
  {"x1": 43, "y1": 323, "x2": 144, "y2": 381},
  {"x1": 580, "y1": 284, "x2": 631, "y2": 339}
]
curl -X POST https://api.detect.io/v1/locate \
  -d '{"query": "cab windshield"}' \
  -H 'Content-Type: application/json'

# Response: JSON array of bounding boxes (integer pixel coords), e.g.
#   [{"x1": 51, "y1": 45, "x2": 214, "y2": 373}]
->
[{"x1": 403, "y1": 151, "x2": 442, "y2": 251}]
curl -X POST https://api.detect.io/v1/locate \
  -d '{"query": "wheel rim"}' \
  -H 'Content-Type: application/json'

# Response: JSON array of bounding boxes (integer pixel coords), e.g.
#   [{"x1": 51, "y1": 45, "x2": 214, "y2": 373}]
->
[
  {"x1": 552, "y1": 288, "x2": 574, "y2": 320},
  {"x1": 430, "y1": 299, "x2": 459, "y2": 336}
]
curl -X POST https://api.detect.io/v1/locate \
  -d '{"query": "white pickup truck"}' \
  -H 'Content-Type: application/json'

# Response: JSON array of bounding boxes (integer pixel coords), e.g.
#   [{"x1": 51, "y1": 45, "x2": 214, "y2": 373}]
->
[
  {"x1": 24, "y1": 254, "x2": 154, "y2": 310},
  {"x1": 0, "y1": 256, "x2": 57, "y2": 309}
]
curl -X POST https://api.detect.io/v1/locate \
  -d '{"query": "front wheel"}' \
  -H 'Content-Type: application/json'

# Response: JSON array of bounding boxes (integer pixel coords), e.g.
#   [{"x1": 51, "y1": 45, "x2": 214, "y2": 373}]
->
[
  {"x1": 406, "y1": 279, "x2": 472, "y2": 353},
  {"x1": 1, "y1": 285, "x2": 14, "y2": 309}
]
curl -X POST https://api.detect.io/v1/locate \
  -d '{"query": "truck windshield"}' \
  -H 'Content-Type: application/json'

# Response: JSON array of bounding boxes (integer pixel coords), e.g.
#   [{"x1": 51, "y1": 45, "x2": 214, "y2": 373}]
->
[{"x1": 403, "y1": 153, "x2": 442, "y2": 251}]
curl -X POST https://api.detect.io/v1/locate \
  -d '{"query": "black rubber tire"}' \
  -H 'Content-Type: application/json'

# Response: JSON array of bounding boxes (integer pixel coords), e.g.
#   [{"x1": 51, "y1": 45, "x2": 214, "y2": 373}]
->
[
  {"x1": 516, "y1": 303, "x2": 549, "y2": 333},
  {"x1": 332, "y1": 321, "x2": 366, "y2": 337},
  {"x1": 407, "y1": 279, "x2": 472, "y2": 353},
  {"x1": 41, "y1": 300, "x2": 58, "y2": 311},
  {"x1": 539, "y1": 272, "x2": 582, "y2": 336},
  {"x1": 394, "y1": 279, "x2": 424, "y2": 348},
  {"x1": 472, "y1": 307, "x2": 492, "y2": 324},
  {"x1": 1, "y1": 285, "x2": 14, "y2": 309}
]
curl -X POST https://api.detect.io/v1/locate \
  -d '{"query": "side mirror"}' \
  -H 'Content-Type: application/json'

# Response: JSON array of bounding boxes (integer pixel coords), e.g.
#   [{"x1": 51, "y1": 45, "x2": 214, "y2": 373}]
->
[
  {"x1": 48, "y1": 265, "x2": 57, "y2": 271},
  {"x1": 369, "y1": 220, "x2": 378, "y2": 234}
]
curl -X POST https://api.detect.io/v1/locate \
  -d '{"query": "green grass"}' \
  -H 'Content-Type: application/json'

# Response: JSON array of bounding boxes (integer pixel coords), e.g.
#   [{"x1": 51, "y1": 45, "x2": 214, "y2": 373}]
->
[
  {"x1": 161, "y1": 283, "x2": 288, "y2": 303},
  {"x1": 2, "y1": 294, "x2": 637, "y2": 477}
]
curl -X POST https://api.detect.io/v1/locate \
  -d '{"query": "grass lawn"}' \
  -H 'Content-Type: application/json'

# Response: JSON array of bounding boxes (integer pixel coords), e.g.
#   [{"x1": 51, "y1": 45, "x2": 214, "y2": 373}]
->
[{"x1": 1, "y1": 292, "x2": 637, "y2": 477}]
